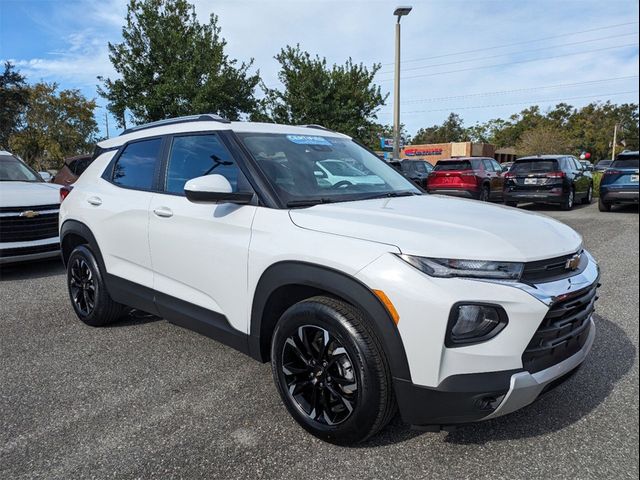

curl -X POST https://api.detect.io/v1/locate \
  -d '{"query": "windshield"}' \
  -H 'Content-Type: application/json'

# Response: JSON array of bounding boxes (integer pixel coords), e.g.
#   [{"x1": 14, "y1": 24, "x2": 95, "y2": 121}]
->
[
  {"x1": 434, "y1": 160, "x2": 473, "y2": 171},
  {"x1": 512, "y1": 160, "x2": 558, "y2": 173},
  {"x1": 0, "y1": 155, "x2": 42, "y2": 182},
  {"x1": 237, "y1": 133, "x2": 420, "y2": 206},
  {"x1": 612, "y1": 157, "x2": 639, "y2": 169}
]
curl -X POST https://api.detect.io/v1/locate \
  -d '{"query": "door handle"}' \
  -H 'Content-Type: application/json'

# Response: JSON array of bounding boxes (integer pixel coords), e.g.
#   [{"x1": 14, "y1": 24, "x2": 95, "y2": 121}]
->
[
  {"x1": 87, "y1": 196, "x2": 102, "y2": 206},
  {"x1": 153, "y1": 207, "x2": 173, "y2": 218}
]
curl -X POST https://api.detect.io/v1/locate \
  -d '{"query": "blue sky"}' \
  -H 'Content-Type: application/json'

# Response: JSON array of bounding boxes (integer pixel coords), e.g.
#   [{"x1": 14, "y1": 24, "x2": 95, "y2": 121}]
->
[{"x1": 1, "y1": 0, "x2": 638, "y2": 138}]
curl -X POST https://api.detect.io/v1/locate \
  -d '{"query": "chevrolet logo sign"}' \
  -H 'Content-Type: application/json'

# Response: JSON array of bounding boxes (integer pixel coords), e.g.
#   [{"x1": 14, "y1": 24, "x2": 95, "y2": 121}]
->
[
  {"x1": 565, "y1": 253, "x2": 582, "y2": 271},
  {"x1": 19, "y1": 210, "x2": 40, "y2": 218}
]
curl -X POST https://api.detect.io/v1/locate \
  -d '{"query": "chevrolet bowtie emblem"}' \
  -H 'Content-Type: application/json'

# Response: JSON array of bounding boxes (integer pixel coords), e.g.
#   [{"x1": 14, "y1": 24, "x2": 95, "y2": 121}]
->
[
  {"x1": 19, "y1": 210, "x2": 40, "y2": 218},
  {"x1": 565, "y1": 253, "x2": 582, "y2": 271}
]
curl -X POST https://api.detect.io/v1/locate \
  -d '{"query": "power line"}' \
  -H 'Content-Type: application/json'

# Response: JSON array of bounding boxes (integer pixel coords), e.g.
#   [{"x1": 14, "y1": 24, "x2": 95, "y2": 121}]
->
[
  {"x1": 376, "y1": 32, "x2": 638, "y2": 76},
  {"x1": 377, "y1": 90, "x2": 639, "y2": 115},
  {"x1": 380, "y1": 21, "x2": 639, "y2": 66},
  {"x1": 377, "y1": 43, "x2": 639, "y2": 82},
  {"x1": 391, "y1": 75, "x2": 640, "y2": 104}
]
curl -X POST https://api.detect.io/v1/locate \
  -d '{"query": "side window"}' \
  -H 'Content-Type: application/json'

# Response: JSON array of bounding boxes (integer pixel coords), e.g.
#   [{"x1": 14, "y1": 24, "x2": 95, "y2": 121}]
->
[
  {"x1": 491, "y1": 160, "x2": 501, "y2": 172},
  {"x1": 112, "y1": 138, "x2": 162, "y2": 190},
  {"x1": 482, "y1": 159, "x2": 494, "y2": 171},
  {"x1": 165, "y1": 134, "x2": 242, "y2": 195}
]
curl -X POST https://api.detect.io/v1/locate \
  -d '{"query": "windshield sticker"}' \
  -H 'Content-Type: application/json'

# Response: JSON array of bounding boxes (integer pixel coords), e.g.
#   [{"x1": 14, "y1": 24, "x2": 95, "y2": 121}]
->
[{"x1": 286, "y1": 135, "x2": 332, "y2": 146}]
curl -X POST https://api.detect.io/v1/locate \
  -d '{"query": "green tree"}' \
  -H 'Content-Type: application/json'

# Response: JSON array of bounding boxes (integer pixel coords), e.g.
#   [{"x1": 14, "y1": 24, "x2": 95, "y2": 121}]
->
[
  {"x1": 515, "y1": 125, "x2": 574, "y2": 156},
  {"x1": 412, "y1": 113, "x2": 469, "y2": 144},
  {"x1": 255, "y1": 45, "x2": 387, "y2": 144},
  {"x1": 98, "y1": 0, "x2": 259, "y2": 128},
  {"x1": 9, "y1": 83, "x2": 98, "y2": 171},
  {"x1": 0, "y1": 62, "x2": 30, "y2": 149}
]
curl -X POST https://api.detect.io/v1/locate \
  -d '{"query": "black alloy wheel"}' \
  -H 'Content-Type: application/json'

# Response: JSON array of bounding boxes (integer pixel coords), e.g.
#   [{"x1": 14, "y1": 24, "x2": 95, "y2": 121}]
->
[
  {"x1": 271, "y1": 296, "x2": 396, "y2": 444},
  {"x1": 67, "y1": 245, "x2": 124, "y2": 326},
  {"x1": 281, "y1": 325, "x2": 358, "y2": 426},
  {"x1": 69, "y1": 257, "x2": 96, "y2": 316}
]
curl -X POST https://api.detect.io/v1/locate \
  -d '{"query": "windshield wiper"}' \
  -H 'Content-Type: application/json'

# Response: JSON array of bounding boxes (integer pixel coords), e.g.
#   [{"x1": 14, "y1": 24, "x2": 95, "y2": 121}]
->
[
  {"x1": 361, "y1": 191, "x2": 421, "y2": 201},
  {"x1": 286, "y1": 198, "x2": 336, "y2": 208}
]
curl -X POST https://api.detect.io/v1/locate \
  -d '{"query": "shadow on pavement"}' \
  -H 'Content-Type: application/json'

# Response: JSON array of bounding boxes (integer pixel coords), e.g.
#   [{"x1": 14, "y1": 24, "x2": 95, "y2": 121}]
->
[{"x1": 0, "y1": 257, "x2": 65, "y2": 281}]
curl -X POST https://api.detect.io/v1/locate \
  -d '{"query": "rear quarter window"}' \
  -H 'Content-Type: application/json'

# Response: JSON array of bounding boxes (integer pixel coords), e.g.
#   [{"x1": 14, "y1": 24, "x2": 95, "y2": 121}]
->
[{"x1": 111, "y1": 138, "x2": 162, "y2": 190}]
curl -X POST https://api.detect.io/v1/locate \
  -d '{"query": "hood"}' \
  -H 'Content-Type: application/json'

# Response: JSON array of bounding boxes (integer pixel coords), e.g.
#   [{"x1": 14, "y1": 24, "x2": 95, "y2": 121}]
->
[
  {"x1": 0, "y1": 181, "x2": 61, "y2": 208},
  {"x1": 289, "y1": 195, "x2": 583, "y2": 262}
]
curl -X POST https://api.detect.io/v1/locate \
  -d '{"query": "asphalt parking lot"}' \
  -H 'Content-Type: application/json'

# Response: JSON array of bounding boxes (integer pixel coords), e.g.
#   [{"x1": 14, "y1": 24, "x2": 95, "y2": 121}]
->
[{"x1": 1, "y1": 202, "x2": 638, "y2": 480}]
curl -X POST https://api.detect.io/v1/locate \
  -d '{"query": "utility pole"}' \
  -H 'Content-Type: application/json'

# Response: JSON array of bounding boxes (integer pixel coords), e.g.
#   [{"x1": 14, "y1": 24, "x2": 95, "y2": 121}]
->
[
  {"x1": 105, "y1": 112, "x2": 110, "y2": 138},
  {"x1": 611, "y1": 123, "x2": 618, "y2": 160},
  {"x1": 392, "y1": 6, "x2": 412, "y2": 160}
]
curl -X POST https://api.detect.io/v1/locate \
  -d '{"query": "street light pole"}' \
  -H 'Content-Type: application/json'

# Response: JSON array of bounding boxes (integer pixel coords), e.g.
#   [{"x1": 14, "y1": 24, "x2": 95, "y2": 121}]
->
[{"x1": 392, "y1": 6, "x2": 412, "y2": 160}]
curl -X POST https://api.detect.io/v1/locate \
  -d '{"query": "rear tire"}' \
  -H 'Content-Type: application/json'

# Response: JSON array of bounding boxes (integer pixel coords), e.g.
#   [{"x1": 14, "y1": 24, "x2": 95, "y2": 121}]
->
[
  {"x1": 505, "y1": 201, "x2": 518, "y2": 208},
  {"x1": 479, "y1": 185, "x2": 490, "y2": 202},
  {"x1": 561, "y1": 188, "x2": 575, "y2": 211},
  {"x1": 67, "y1": 245, "x2": 124, "y2": 326},
  {"x1": 599, "y1": 198, "x2": 612, "y2": 212},
  {"x1": 582, "y1": 185, "x2": 593, "y2": 205},
  {"x1": 271, "y1": 296, "x2": 396, "y2": 445}
]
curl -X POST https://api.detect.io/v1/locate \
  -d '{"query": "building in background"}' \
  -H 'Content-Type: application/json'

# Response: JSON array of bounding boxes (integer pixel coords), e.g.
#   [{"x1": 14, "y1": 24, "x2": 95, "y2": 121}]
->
[{"x1": 400, "y1": 142, "x2": 497, "y2": 164}]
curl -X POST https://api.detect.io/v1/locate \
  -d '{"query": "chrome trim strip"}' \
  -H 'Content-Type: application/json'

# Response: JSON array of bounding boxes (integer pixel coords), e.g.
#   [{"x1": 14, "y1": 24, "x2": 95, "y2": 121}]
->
[
  {"x1": 479, "y1": 250, "x2": 600, "y2": 306},
  {"x1": 0, "y1": 209, "x2": 59, "y2": 218},
  {"x1": 483, "y1": 317, "x2": 596, "y2": 420}
]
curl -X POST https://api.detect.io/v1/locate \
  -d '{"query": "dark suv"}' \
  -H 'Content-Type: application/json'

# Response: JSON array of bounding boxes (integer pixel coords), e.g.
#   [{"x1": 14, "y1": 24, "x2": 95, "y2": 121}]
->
[
  {"x1": 503, "y1": 155, "x2": 593, "y2": 210},
  {"x1": 426, "y1": 157, "x2": 504, "y2": 201},
  {"x1": 389, "y1": 159, "x2": 433, "y2": 188}
]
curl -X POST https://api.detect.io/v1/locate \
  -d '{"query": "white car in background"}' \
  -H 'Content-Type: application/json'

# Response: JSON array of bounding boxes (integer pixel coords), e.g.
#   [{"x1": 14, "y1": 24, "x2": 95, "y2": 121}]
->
[
  {"x1": 0, "y1": 151, "x2": 62, "y2": 264},
  {"x1": 315, "y1": 159, "x2": 385, "y2": 186}
]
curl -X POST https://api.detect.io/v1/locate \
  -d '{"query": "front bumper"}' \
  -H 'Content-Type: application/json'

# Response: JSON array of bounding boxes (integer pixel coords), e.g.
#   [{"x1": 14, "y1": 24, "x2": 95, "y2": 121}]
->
[
  {"x1": 395, "y1": 319, "x2": 594, "y2": 426},
  {"x1": 356, "y1": 250, "x2": 600, "y2": 427},
  {"x1": 0, "y1": 238, "x2": 60, "y2": 264}
]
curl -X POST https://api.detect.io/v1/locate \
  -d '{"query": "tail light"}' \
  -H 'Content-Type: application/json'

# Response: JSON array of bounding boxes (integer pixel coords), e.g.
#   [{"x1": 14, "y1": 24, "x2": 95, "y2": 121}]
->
[
  {"x1": 546, "y1": 171, "x2": 565, "y2": 179},
  {"x1": 504, "y1": 172, "x2": 515, "y2": 179},
  {"x1": 60, "y1": 186, "x2": 73, "y2": 202}
]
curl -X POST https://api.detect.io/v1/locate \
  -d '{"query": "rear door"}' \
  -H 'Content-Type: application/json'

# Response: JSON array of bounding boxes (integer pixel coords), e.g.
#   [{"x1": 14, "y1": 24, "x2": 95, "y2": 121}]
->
[
  {"x1": 482, "y1": 159, "x2": 503, "y2": 198},
  {"x1": 88, "y1": 137, "x2": 164, "y2": 289}
]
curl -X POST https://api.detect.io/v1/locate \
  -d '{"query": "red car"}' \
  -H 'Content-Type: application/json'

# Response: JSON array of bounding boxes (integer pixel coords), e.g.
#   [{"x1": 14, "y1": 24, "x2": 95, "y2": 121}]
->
[{"x1": 426, "y1": 157, "x2": 505, "y2": 201}]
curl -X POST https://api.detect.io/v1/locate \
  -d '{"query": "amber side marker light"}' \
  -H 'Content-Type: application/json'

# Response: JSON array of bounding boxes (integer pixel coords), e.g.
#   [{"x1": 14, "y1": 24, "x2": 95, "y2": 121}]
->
[{"x1": 373, "y1": 289, "x2": 400, "y2": 325}]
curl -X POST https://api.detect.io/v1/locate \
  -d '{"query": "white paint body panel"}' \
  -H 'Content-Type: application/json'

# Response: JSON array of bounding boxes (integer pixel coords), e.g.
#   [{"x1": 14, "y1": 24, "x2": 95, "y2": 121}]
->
[
  {"x1": 61, "y1": 121, "x2": 593, "y2": 392},
  {"x1": 0, "y1": 181, "x2": 60, "y2": 208}
]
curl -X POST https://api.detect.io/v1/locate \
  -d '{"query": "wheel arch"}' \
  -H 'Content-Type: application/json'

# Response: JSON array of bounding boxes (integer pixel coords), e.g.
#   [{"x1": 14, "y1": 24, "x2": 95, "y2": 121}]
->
[
  {"x1": 249, "y1": 261, "x2": 412, "y2": 382},
  {"x1": 60, "y1": 220, "x2": 105, "y2": 272}
]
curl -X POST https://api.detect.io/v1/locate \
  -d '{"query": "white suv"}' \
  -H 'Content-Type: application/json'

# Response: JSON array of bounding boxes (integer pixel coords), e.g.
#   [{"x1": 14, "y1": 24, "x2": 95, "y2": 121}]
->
[{"x1": 59, "y1": 115, "x2": 599, "y2": 444}]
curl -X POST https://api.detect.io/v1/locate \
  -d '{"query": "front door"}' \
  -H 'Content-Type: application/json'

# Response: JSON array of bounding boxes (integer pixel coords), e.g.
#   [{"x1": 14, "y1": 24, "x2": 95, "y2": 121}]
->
[{"x1": 148, "y1": 133, "x2": 257, "y2": 334}]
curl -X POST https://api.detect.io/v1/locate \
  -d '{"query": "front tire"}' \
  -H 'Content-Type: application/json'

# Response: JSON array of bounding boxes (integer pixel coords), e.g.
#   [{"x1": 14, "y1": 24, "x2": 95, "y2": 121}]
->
[
  {"x1": 271, "y1": 296, "x2": 396, "y2": 445},
  {"x1": 67, "y1": 245, "x2": 124, "y2": 326}
]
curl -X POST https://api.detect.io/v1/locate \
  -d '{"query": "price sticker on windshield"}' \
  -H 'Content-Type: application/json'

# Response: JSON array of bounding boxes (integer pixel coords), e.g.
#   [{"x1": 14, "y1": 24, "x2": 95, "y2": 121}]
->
[{"x1": 286, "y1": 135, "x2": 332, "y2": 146}]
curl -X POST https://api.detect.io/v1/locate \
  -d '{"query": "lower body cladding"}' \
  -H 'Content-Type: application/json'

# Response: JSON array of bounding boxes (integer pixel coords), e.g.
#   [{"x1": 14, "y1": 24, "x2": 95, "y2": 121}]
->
[
  {"x1": 0, "y1": 237, "x2": 61, "y2": 264},
  {"x1": 355, "y1": 251, "x2": 600, "y2": 427}
]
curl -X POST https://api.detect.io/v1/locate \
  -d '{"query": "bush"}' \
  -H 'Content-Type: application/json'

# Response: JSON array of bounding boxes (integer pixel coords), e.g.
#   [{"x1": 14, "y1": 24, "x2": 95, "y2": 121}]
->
[{"x1": 592, "y1": 172, "x2": 603, "y2": 198}]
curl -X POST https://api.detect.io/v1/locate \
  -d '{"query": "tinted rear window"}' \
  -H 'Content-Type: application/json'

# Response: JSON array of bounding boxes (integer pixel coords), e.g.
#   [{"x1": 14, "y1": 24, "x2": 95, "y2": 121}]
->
[
  {"x1": 512, "y1": 160, "x2": 558, "y2": 173},
  {"x1": 112, "y1": 138, "x2": 162, "y2": 190},
  {"x1": 434, "y1": 160, "x2": 472, "y2": 171},
  {"x1": 612, "y1": 156, "x2": 639, "y2": 169}
]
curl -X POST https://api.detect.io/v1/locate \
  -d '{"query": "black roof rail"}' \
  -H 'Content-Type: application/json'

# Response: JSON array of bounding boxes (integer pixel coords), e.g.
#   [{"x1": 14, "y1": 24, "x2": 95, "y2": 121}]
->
[{"x1": 121, "y1": 114, "x2": 231, "y2": 136}]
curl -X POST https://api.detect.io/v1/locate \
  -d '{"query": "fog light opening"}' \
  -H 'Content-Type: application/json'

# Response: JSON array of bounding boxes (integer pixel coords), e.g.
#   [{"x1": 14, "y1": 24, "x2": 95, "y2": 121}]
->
[{"x1": 446, "y1": 303, "x2": 509, "y2": 347}]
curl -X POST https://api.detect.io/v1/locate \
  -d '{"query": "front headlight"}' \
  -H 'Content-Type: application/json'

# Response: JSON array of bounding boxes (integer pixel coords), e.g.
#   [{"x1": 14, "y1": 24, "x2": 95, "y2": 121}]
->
[{"x1": 398, "y1": 254, "x2": 524, "y2": 280}]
